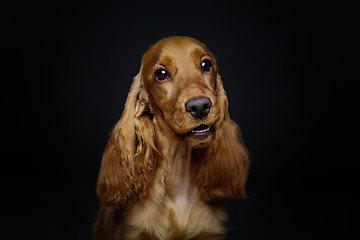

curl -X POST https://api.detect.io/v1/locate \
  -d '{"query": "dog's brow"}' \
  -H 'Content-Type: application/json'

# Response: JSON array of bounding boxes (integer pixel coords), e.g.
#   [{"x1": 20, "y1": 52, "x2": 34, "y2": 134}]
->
[
  {"x1": 158, "y1": 55, "x2": 174, "y2": 68},
  {"x1": 191, "y1": 47, "x2": 208, "y2": 61}
]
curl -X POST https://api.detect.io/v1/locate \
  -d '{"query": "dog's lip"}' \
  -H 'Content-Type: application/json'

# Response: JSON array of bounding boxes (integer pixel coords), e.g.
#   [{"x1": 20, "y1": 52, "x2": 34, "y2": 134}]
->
[{"x1": 184, "y1": 125, "x2": 214, "y2": 138}]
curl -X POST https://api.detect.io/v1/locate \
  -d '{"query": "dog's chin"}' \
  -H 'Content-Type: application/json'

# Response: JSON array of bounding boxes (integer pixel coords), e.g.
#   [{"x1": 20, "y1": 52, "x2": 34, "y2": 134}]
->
[{"x1": 179, "y1": 125, "x2": 215, "y2": 148}]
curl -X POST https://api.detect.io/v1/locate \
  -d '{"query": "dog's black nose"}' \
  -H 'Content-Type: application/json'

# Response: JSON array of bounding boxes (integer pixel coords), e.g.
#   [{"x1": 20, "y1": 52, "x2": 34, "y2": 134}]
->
[{"x1": 185, "y1": 97, "x2": 212, "y2": 119}]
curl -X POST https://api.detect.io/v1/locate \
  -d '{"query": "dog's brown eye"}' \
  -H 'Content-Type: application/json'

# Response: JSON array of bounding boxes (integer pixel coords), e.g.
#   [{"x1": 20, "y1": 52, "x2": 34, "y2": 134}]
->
[
  {"x1": 155, "y1": 69, "x2": 169, "y2": 81},
  {"x1": 201, "y1": 60, "x2": 212, "y2": 72}
]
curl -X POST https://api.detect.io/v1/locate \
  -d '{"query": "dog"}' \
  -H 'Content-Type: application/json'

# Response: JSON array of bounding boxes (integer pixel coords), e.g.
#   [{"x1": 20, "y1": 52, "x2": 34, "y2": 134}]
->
[{"x1": 94, "y1": 36, "x2": 249, "y2": 240}]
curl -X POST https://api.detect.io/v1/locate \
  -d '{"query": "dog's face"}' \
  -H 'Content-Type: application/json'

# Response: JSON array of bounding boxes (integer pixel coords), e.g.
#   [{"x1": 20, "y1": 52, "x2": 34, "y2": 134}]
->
[{"x1": 140, "y1": 36, "x2": 223, "y2": 147}]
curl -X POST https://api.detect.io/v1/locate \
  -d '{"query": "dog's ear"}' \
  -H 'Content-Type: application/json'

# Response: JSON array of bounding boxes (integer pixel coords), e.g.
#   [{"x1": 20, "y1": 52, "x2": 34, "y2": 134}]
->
[
  {"x1": 97, "y1": 74, "x2": 160, "y2": 208},
  {"x1": 193, "y1": 74, "x2": 250, "y2": 201}
]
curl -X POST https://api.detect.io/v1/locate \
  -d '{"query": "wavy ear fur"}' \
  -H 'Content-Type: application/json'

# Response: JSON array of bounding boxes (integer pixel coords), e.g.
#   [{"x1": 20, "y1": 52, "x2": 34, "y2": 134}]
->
[
  {"x1": 97, "y1": 74, "x2": 160, "y2": 208},
  {"x1": 192, "y1": 75, "x2": 250, "y2": 201}
]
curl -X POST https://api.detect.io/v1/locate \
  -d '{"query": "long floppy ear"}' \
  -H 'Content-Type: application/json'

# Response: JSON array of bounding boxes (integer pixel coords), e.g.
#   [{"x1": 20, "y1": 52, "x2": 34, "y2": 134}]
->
[
  {"x1": 97, "y1": 74, "x2": 159, "y2": 208},
  {"x1": 193, "y1": 74, "x2": 250, "y2": 201}
]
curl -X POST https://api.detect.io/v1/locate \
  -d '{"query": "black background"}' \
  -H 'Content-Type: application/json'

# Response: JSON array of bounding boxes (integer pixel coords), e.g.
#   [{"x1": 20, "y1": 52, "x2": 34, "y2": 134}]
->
[{"x1": 1, "y1": 1, "x2": 358, "y2": 239}]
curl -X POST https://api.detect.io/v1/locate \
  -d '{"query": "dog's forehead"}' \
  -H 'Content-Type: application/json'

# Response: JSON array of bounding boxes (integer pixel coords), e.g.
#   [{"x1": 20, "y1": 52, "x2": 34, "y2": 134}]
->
[
  {"x1": 158, "y1": 45, "x2": 205, "y2": 66},
  {"x1": 142, "y1": 37, "x2": 213, "y2": 67}
]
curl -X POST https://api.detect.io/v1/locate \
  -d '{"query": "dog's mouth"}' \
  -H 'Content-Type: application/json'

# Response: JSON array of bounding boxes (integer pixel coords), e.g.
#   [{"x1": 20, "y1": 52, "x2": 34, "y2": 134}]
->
[{"x1": 184, "y1": 125, "x2": 214, "y2": 139}]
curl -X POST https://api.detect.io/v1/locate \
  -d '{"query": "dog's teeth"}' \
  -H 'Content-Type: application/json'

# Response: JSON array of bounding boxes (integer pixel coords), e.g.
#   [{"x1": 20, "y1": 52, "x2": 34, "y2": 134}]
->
[{"x1": 192, "y1": 126, "x2": 211, "y2": 133}]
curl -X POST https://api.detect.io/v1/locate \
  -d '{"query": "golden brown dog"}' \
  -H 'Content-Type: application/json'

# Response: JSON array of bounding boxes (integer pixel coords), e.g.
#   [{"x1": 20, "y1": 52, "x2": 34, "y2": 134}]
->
[{"x1": 94, "y1": 36, "x2": 249, "y2": 240}]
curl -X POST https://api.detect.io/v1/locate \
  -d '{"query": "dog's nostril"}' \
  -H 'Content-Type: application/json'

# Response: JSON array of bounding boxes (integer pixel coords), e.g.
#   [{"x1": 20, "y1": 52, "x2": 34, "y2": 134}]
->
[
  {"x1": 203, "y1": 103, "x2": 211, "y2": 110},
  {"x1": 185, "y1": 97, "x2": 212, "y2": 119},
  {"x1": 190, "y1": 106, "x2": 197, "y2": 112}
]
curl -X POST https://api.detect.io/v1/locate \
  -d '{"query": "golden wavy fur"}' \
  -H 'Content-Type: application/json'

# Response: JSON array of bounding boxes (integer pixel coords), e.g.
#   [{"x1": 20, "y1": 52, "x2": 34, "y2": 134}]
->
[{"x1": 94, "y1": 36, "x2": 249, "y2": 240}]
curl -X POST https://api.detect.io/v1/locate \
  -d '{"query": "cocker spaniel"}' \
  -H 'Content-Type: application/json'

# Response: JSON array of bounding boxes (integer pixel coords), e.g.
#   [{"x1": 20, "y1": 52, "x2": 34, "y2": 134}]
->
[{"x1": 94, "y1": 36, "x2": 249, "y2": 240}]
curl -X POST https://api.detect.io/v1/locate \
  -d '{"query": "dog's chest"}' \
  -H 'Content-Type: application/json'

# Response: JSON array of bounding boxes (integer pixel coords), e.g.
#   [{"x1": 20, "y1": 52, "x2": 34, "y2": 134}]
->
[
  {"x1": 128, "y1": 144, "x2": 225, "y2": 238},
  {"x1": 162, "y1": 143, "x2": 200, "y2": 226},
  {"x1": 143, "y1": 162, "x2": 209, "y2": 238},
  {"x1": 164, "y1": 160, "x2": 199, "y2": 228}
]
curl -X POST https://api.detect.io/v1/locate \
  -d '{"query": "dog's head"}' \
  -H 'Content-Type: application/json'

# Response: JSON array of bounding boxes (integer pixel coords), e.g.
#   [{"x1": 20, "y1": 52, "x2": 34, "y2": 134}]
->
[{"x1": 140, "y1": 36, "x2": 226, "y2": 148}]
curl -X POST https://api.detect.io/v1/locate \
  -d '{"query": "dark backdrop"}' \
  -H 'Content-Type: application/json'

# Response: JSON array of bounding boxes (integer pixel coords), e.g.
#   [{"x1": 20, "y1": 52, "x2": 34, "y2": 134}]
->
[{"x1": 1, "y1": 1, "x2": 358, "y2": 239}]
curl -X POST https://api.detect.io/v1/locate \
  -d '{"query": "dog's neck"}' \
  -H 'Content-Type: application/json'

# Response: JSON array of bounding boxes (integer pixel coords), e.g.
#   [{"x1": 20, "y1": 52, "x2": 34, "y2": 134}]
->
[
  {"x1": 155, "y1": 122, "x2": 198, "y2": 202},
  {"x1": 165, "y1": 141, "x2": 193, "y2": 187}
]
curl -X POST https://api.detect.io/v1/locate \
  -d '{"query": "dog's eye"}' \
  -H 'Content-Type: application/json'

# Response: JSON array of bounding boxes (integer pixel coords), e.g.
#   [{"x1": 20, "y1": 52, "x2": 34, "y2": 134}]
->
[
  {"x1": 201, "y1": 60, "x2": 212, "y2": 72},
  {"x1": 155, "y1": 69, "x2": 169, "y2": 81}
]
